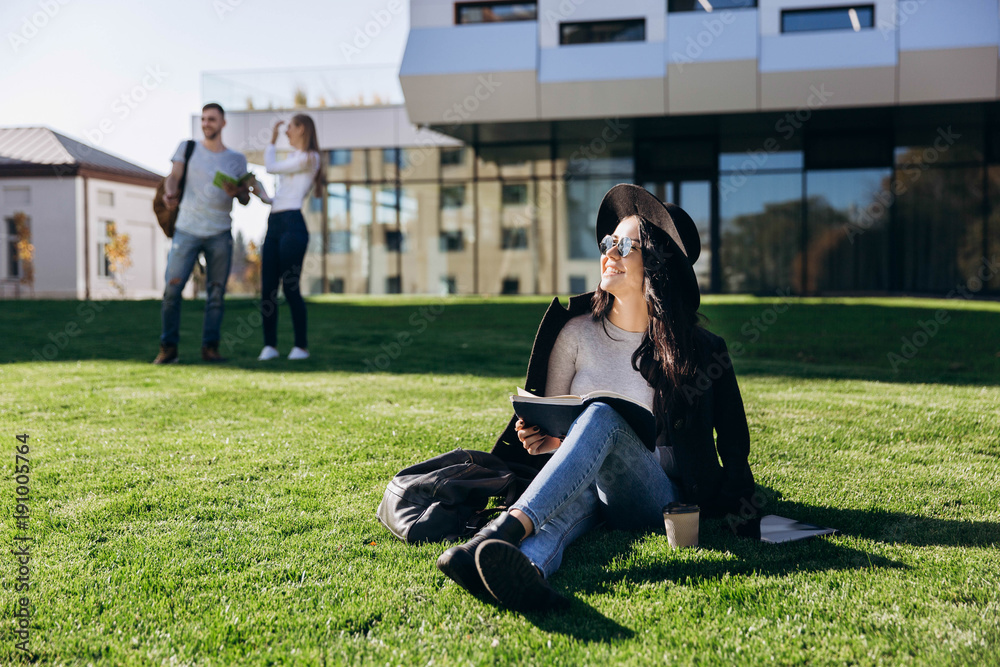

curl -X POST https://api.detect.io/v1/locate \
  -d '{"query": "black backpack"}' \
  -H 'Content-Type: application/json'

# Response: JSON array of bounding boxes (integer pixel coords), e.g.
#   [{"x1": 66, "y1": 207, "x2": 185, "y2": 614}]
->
[{"x1": 376, "y1": 448, "x2": 535, "y2": 544}]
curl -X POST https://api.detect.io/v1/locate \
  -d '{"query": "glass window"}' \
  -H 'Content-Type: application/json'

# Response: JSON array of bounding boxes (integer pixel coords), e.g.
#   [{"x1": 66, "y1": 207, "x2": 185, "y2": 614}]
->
[
  {"x1": 569, "y1": 275, "x2": 588, "y2": 294},
  {"x1": 895, "y1": 125, "x2": 984, "y2": 167},
  {"x1": 502, "y1": 183, "x2": 528, "y2": 206},
  {"x1": 308, "y1": 195, "x2": 322, "y2": 213},
  {"x1": 989, "y1": 167, "x2": 1000, "y2": 291},
  {"x1": 440, "y1": 230, "x2": 464, "y2": 252},
  {"x1": 329, "y1": 150, "x2": 351, "y2": 166},
  {"x1": 440, "y1": 184, "x2": 466, "y2": 209},
  {"x1": 351, "y1": 186, "x2": 373, "y2": 226},
  {"x1": 441, "y1": 276, "x2": 457, "y2": 294},
  {"x1": 566, "y1": 178, "x2": 621, "y2": 260},
  {"x1": 720, "y1": 173, "x2": 803, "y2": 293},
  {"x1": 97, "y1": 190, "x2": 114, "y2": 207},
  {"x1": 385, "y1": 230, "x2": 405, "y2": 252},
  {"x1": 328, "y1": 230, "x2": 351, "y2": 254},
  {"x1": 669, "y1": 0, "x2": 757, "y2": 10},
  {"x1": 896, "y1": 166, "x2": 985, "y2": 292},
  {"x1": 806, "y1": 133, "x2": 891, "y2": 170},
  {"x1": 781, "y1": 6, "x2": 874, "y2": 33},
  {"x1": 456, "y1": 2, "x2": 537, "y2": 24},
  {"x1": 557, "y1": 138, "x2": 634, "y2": 180},
  {"x1": 440, "y1": 147, "x2": 465, "y2": 166},
  {"x1": 386, "y1": 276, "x2": 402, "y2": 294},
  {"x1": 441, "y1": 147, "x2": 473, "y2": 180},
  {"x1": 501, "y1": 277, "x2": 520, "y2": 294},
  {"x1": 719, "y1": 151, "x2": 803, "y2": 172},
  {"x1": 382, "y1": 148, "x2": 401, "y2": 166},
  {"x1": 98, "y1": 242, "x2": 112, "y2": 277},
  {"x1": 329, "y1": 277, "x2": 345, "y2": 293},
  {"x1": 805, "y1": 169, "x2": 892, "y2": 291},
  {"x1": 501, "y1": 227, "x2": 529, "y2": 249},
  {"x1": 679, "y1": 181, "x2": 713, "y2": 290},
  {"x1": 477, "y1": 143, "x2": 550, "y2": 179},
  {"x1": 560, "y1": 19, "x2": 645, "y2": 45},
  {"x1": 639, "y1": 139, "x2": 716, "y2": 174}
]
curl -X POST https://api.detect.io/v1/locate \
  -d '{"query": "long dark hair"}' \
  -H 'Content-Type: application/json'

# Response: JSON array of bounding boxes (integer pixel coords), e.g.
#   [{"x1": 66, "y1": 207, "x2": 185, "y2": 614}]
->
[
  {"x1": 291, "y1": 113, "x2": 324, "y2": 198},
  {"x1": 591, "y1": 218, "x2": 702, "y2": 429}
]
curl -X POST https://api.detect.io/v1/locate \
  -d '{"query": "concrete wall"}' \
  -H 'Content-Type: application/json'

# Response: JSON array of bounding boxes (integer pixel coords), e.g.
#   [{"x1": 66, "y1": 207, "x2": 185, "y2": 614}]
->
[
  {"x1": 402, "y1": 0, "x2": 1000, "y2": 123},
  {"x1": 0, "y1": 177, "x2": 78, "y2": 298}
]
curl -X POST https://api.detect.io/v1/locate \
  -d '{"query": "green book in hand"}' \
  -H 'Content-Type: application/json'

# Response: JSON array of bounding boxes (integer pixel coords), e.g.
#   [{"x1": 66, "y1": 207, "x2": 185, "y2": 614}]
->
[
  {"x1": 212, "y1": 171, "x2": 254, "y2": 189},
  {"x1": 509, "y1": 388, "x2": 657, "y2": 448}
]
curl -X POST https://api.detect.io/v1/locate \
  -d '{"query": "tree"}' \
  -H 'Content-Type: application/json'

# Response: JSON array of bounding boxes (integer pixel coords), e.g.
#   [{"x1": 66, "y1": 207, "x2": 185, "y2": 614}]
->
[
  {"x1": 11, "y1": 212, "x2": 34, "y2": 296},
  {"x1": 244, "y1": 241, "x2": 261, "y2": 296},
  {"x1": 104, "y1": 222, "x2": 132, "y2": 297}
]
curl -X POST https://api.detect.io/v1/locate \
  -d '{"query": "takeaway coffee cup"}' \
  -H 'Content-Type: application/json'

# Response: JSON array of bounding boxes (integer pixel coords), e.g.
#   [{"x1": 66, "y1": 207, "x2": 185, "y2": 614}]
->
[{"x1": 663, "y1": 502, "x2": 700, "y2": 548}]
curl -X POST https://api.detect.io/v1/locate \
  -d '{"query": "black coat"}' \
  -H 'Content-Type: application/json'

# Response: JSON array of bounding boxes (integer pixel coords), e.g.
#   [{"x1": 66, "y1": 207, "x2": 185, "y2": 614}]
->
[{"x1": 490, "y1": 292, "x2": 756, "y2": 518}]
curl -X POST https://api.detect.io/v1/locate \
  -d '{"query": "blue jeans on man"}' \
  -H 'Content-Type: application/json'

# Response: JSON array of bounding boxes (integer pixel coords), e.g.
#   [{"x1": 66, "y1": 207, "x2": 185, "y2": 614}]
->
[{"x1": 160, "y1": 229, "x2": 233, "y2": 350}]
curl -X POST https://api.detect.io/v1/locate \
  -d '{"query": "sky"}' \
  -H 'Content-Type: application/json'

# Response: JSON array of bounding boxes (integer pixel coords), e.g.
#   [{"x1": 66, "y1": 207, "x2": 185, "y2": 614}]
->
[{"x1": 1, "y1": 0, "x2": 410, "y2": 240}]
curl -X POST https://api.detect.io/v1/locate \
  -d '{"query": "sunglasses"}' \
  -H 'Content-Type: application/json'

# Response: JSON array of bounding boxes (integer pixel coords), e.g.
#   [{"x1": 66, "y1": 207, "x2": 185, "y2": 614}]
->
[{"x1": 598, "y1": 235, "x2": 635, "y2": 258}]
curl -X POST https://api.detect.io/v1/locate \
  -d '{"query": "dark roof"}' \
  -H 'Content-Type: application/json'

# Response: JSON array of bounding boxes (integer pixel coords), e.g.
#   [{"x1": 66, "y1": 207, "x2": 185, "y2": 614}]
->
[{"x1": 0, "y1": 127, "x2": 162, "y2": 184}]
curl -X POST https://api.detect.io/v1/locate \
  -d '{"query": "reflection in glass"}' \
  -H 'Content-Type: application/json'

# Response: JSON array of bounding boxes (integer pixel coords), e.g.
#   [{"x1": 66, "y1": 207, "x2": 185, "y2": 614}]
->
[
  {"x1": 720, "y1": 173, "x2": 803, "y2": 293},
  {"x1": 557, "y1": 139, "x2": 633, "y2": 180},
  {"x1": 456, "y1": 2, "x2": 537, "y2": 24},
  {"x1": 560, "y1": 19, "x2": 645, "y2": 44},
  {"x1": 989, "y1": 167, "x2": 1000, "y2": 291},
  {"x1": 896, "y1": 167, "x2": 984, "y2": 292},
  {"x1": 719, "y1": 151, "x2": 803, "y2": 172},
  {"x1": 679, "y1": 181, "x2": 712, "y2": 290},
  {"x1": 566, "y1": 179, "x2": 619, "y2": 260},
  {"x1": 805, "y1": 169, "x2": 891, "y2": 291}
]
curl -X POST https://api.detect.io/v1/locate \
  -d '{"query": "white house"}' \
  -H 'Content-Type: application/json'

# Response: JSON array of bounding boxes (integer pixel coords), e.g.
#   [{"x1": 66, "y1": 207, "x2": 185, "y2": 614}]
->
[{"x1": 0, "y1": 127, "x2": 167, "y2": 299}]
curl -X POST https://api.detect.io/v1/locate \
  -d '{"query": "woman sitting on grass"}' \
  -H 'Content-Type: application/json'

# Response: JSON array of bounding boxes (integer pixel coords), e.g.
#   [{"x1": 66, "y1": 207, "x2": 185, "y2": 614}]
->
[
  {"x1": 437, "y1": 184, "x2": 756, "y2": 611},
  {"x1": 249, "y1": 115, "x2": 322, "y2": 361}
]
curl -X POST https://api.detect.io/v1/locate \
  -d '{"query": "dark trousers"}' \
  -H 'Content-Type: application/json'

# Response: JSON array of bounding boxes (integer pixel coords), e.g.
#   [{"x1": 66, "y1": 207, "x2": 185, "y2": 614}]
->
[{"x1": 261, "y1": 210, "x2": 309, "y2": 349}]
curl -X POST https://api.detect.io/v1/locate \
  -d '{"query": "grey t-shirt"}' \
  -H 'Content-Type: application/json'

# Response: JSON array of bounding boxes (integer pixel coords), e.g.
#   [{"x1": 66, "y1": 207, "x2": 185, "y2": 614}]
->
[
  {"x1": 546, "y1": 314, "x2": 652, "y2": 408},
  {"x1": 546, "y1": 314, "x2": 675, "y2": 474},
  {"x1": 172, "y1": 141, "x2": 248, "y2": 238}
]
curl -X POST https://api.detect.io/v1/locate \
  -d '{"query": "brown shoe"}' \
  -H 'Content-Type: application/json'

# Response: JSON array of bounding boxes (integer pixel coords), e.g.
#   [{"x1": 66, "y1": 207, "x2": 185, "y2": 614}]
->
[
  {"x1": 201, "y1": 344, "x2": 227, "y2": 362},
  {"x1": 152, "y1": 344, "x2": 179, "y2": 365}
]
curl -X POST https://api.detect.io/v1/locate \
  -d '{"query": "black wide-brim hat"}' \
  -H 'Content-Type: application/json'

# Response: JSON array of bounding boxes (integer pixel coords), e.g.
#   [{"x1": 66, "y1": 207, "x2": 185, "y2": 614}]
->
[{"x1": 596, "y1": 183, "x2": 701, "y2": 310}]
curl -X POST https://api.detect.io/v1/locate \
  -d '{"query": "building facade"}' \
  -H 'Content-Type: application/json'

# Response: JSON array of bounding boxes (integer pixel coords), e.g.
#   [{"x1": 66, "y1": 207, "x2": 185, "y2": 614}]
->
[
  {"x1": 0, "y1": 128, "x2": 167, "y2": 299},
  {"x1": 213, "y1": 0, "x2": 1000, "y2": 297}
]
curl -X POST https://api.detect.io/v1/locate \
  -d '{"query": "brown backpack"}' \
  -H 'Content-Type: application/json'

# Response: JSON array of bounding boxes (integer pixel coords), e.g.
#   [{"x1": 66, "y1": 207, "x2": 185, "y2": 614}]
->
[{"x1": 152, "y1": 140, "x2": 195, "y2": 238}]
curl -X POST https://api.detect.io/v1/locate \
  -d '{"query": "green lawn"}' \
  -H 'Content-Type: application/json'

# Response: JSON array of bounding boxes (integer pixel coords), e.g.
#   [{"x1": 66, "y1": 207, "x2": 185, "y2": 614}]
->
[{"x1": 1, "y1": 295, "x2": 998, "y2": 665}]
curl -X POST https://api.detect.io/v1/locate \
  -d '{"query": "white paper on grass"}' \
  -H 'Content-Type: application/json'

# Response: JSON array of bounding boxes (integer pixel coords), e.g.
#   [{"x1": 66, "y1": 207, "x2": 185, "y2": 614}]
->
[{"x1": 759, "y1": 515, "x2": 838, "y2": 544}]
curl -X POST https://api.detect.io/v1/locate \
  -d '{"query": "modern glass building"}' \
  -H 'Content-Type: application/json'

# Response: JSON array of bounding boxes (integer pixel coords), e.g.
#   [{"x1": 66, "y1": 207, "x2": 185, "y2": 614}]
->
[{"x1": 209, "y1": 0, "x2": 1000, "y2": 297}]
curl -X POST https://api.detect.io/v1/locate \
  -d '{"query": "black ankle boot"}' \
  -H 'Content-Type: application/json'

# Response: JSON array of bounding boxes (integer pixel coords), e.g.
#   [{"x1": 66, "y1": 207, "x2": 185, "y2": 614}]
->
[
  {"x1": 475, "y1": 539, "x2": 569, "y2": 612},
  {"x1": 437, "y1": 512, "x2": 526, "y2": 597}
]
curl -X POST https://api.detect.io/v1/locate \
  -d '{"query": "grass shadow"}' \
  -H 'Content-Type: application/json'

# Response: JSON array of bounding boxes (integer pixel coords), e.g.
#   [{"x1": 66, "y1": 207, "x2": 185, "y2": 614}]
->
[{"x1": 4, "y1": 298, "x2": 1000, "y2": 385}]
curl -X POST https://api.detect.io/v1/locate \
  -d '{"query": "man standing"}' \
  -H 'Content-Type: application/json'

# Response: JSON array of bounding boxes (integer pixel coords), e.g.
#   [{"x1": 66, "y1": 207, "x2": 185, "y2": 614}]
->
[{"x1": 153, "y1": 103, "x2": 250, "y2": 364}]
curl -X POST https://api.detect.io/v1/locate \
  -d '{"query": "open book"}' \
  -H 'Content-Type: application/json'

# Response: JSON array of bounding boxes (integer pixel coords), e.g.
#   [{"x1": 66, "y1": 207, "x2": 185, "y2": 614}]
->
[
  {"x1": 212, "y1": 171, "x2": 254, "y2": 189},
  {"x1": 510, "y1": 388, "x2": 657, "y2": 447}
]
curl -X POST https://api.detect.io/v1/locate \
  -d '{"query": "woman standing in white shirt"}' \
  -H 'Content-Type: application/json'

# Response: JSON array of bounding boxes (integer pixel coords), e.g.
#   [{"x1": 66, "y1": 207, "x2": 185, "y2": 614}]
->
[{"x1": 250, "y1": 115, "x2": 322, "y2": 361}]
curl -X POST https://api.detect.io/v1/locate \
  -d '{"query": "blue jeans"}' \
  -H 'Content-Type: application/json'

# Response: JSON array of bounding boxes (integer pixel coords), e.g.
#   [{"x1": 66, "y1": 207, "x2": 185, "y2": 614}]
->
[
  {"x1": 512, "y1": 402, "x2": 680, "y2": 578},
  {"x1": 261, "y1": 210, "x2": 309, "y2": 349},
  {"x1": 160, "y1": 229, "x2": 233, "y2": 346}
]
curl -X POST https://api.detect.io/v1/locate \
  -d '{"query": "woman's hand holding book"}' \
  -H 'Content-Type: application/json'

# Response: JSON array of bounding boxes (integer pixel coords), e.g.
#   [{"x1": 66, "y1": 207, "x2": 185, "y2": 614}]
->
[{"x1": 515, "y1": 418, "x2": 562, "y2": 456}]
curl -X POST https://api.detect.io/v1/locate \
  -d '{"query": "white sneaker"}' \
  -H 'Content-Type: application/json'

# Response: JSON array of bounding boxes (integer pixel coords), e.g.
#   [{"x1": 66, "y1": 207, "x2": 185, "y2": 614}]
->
[
  {"x1": 257, "y1": 346, "x2": 279, "y2": 361},
  {"x1": 288, "y1": 346, "x2": 310, "y2": 360}
]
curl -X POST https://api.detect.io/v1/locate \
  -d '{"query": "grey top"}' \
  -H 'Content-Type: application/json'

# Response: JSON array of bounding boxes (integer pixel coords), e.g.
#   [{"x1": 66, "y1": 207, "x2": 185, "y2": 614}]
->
[
  {"x1": 545, "y1": 313, "x2": 675, "y2": 474},
  {"x1": 172, "y1": 141, "x2": 248, "y2": 238},
  {"x1": 546, "y1": 314, "x2": 653, "y2": 407}
]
